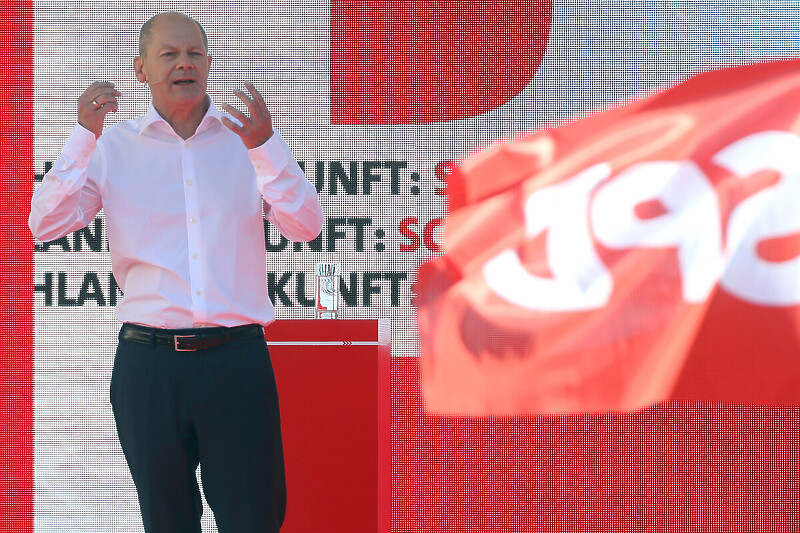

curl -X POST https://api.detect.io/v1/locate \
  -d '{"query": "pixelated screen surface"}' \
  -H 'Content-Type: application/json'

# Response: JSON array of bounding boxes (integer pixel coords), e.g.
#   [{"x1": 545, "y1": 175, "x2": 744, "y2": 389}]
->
[{"x1": 8, "y1": 0, "x2": 798, "y2": 531}]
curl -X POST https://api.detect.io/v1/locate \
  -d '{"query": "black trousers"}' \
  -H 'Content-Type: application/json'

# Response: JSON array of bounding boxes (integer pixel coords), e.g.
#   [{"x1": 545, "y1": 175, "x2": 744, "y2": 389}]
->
[{"x1": 110, "y1": 326, "x2": 287, "y2": 533}]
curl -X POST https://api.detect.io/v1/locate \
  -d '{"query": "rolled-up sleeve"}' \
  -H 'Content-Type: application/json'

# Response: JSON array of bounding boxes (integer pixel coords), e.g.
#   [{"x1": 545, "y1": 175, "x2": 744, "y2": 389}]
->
[{"x1": 249, "y1": 130, "x2": 323, "y2": 242}]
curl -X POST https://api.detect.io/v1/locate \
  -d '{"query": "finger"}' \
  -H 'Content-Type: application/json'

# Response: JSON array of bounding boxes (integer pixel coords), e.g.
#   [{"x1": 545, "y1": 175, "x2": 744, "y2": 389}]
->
[
  {"x1": 88, "y1": 100, "x2": 117, "y2": 117},
  {"x1": 82, "y1": 84, "x2": 121, "y2": 109},
  {"x1": 92, "y1": 86, "x2": 122, "y2": 99},
  {"x1": 96, "y1": 89, "x2": 123, "y2": 98},
  {"x1": 92, "y1": 95, "x2": 118, "y2": 110},
  {"x1": 92, "y1": 93, "x2": 118, "y2": 105},
  {"x1": 220, "y1": 115, "x2": 246, "y2": 136},
  {"x1": 233, "y1": 88, "x2": 260, "y2": 119},
  {"x1": 95, "y1": 103, "x2": 117, "y2": 116},
  {"x1": 88, "y1": 81, "x2": 116, "y2": 90},
  {"x1": 102, "y1": 101, "x2": 119, "y2": 114},
  {"x1": 220, "y1": 102, "x2": 251, "y2": 127},
  {"x1": 245, "y1": 85, "x2": 270, "y2": 123},
  {"x1": 85, "y1": 82, "x2": 117, "y2": 98},
  {"x1": 243, "y1": 82, "x2": 268, "y2": 118}
]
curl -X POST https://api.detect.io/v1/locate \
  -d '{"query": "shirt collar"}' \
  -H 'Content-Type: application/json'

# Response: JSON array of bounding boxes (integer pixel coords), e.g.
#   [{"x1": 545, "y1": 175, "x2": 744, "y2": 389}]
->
[{"x1": 137, "y1": 96, "x2": 225, "y2": 137}]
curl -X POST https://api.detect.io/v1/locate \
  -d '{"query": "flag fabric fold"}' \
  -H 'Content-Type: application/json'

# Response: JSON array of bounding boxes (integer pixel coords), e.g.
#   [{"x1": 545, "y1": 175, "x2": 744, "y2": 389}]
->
[{"x1": 417, "y1": 59, "x2": 800, "y2": 415}]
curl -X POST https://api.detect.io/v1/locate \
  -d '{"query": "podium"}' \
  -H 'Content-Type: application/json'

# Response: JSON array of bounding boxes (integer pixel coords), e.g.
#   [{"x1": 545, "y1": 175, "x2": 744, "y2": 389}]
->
[{"x1": 265, "y1": 320, "x2": 391, "y2": 532}]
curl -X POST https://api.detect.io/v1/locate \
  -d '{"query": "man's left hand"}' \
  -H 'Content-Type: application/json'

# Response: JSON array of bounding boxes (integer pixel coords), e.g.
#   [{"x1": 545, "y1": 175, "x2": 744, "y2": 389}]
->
[{"x1": 221, "y1": 82, "x2": 274, "y2": 149}]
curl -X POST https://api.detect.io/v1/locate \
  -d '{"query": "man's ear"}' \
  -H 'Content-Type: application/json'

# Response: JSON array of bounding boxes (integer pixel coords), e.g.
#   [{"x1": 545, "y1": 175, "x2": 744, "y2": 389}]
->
[{"x1": 134, "y1": 56, "x2": 146, "y2": 83}]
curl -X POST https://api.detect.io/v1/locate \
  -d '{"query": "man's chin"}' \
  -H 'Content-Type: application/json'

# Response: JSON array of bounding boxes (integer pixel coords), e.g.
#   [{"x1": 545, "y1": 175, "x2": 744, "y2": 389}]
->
[
  {"x1": 156, "y1": 89, "x2": 208, "y2": 110},
  {"x1": 171, "y1": 84, "x2": 205, "y2": 97}
]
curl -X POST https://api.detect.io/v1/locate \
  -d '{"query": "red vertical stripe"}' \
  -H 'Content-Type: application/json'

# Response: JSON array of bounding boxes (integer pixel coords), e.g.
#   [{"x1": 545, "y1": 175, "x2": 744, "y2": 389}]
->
[{"x1": 0, "y1": 0, "x2": 34, "y2": 531}]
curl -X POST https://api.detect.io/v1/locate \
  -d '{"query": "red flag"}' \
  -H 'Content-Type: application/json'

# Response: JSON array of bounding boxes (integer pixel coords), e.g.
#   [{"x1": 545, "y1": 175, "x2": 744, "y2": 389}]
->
[{"x1": 417, "y1": 59, "x2": 800, "y2": 415}]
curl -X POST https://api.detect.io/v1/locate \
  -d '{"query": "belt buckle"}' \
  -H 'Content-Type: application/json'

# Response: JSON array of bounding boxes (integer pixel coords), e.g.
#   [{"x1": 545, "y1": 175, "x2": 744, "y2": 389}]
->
[{"x1": 174, "y1": 335, "x2": 197, "y2": 352}]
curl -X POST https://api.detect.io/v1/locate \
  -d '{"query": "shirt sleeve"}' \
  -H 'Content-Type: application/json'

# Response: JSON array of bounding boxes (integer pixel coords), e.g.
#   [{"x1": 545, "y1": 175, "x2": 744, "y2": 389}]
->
[
  {"x1": 29, "y1": 123, "x2": 104, "y2": 242},
  {"x1": 248, "y1": 129, "x2": 323, "y2": 242}
]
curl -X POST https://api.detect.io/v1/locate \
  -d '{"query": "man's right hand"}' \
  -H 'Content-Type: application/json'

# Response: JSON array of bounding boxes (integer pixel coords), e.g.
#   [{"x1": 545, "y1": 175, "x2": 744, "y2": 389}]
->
[{"x1": 78, "y1": 82, "x2": 121, "y2": 139}]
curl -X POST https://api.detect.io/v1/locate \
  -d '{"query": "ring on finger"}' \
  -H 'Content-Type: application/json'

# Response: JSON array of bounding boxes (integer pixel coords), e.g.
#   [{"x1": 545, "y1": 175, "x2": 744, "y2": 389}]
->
[{"x1": 92, "y1": 99, "x2": 102, "y2": 109}]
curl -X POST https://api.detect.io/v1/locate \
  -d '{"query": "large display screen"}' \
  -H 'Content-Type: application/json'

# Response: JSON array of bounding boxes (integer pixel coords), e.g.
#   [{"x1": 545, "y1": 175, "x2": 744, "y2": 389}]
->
[{"x1": 7, "y1": 0, "x2": 799, "y2": 531}]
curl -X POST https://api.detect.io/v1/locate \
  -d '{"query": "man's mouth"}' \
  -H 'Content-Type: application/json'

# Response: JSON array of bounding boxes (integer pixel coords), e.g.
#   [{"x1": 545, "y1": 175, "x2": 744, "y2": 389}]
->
[{"x1": 173, "y1": 79, "x2": 196, "y2": 85}]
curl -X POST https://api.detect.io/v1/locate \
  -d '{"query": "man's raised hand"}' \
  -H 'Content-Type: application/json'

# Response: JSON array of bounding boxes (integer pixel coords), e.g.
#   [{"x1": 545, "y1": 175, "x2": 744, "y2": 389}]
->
[
  {"x1": 78, "y1": 82, "x2": 121, "y2": 139},
  {"x1": 221, "y1": 82, "x2": 274, "y2": 149}
]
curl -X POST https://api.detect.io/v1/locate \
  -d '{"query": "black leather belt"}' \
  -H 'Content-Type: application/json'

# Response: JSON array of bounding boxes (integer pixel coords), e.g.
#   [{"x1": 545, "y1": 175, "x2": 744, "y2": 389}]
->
[{"x1": 120, "y1": 323, "x2": 264, "y2": 352}]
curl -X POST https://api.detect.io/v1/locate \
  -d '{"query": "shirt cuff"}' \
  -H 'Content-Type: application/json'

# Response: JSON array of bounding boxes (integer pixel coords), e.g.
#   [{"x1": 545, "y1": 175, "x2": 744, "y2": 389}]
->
[
  {"x1": 62, "y1": 123, "x2": 98, "y2": 163},
  {"x1": 248, "y1": 130, "x2": 289, "y2": 184}
]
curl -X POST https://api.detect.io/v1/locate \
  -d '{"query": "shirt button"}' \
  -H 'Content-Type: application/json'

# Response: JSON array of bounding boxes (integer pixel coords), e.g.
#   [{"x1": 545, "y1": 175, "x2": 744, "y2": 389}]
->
[
  {"x1": 66, "y1": 179, "x2": 73, "y2": 186},
  {"x1": 192, "y1": 254, "x2": 198, "y2": 260},
  {"x1": 190, "y1": 217, "x2": 196, "y2": 223},
  {"x1": 187, "y1": 180, "x2": 193, "y2": 186},
  {"x1": 184, "y1": 142, "x2": 189, "y2": 148},
  {"x1": 195, "y1": 291, "x2": 202, "y2": 296}
]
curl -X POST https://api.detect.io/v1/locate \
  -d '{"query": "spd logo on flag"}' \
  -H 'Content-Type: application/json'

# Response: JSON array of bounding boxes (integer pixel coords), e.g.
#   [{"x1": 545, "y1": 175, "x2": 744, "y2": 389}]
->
[{"x1": 417, "y1": 59, "x2": 800, "y2": 415}]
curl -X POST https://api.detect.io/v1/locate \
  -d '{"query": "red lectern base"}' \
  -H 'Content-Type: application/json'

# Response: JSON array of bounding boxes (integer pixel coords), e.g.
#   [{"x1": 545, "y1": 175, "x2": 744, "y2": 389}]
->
[{"x1": 265, "y1": 319, "x2": 390, "y2": 533}]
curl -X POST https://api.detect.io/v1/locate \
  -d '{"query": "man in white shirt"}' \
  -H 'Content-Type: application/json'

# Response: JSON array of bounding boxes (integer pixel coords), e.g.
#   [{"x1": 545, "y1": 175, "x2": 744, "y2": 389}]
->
[{"x1": 29, "y1": 11, "x2": 323, "y2": 533}]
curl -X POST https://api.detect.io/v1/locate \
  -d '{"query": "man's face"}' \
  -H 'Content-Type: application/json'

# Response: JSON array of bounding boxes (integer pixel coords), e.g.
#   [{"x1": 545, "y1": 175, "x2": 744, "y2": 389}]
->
[{"x1": 134, "y1": 15, "x2": 211, "y2": 113}]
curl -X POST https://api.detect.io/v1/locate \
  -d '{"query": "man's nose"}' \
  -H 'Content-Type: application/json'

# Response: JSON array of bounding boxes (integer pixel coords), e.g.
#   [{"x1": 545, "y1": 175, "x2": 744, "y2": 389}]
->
[{"x1": 176, "y1": 54, "x2": 195, "y2": 69}]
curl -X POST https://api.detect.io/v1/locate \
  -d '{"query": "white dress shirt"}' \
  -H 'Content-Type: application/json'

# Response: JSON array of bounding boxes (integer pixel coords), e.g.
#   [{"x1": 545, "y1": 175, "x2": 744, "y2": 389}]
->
[{"x1": 30, "y1": 99, "x2": 323, "y2": 328}]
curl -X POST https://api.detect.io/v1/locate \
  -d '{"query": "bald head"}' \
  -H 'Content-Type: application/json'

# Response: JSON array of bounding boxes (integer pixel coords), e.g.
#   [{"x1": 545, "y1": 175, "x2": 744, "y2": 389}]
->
[{"x1": 139, "y1": 12, "x2": 208, "y2": 56}]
